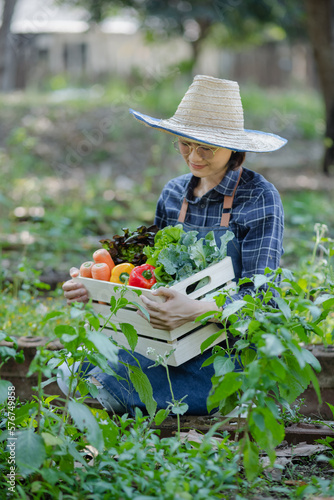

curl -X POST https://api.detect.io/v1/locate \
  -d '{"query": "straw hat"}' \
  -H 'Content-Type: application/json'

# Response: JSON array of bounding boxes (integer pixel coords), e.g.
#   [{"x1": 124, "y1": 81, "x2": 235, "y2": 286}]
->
[{"x1": 129, "y1": 75, "x2": 287, "y2": 153}]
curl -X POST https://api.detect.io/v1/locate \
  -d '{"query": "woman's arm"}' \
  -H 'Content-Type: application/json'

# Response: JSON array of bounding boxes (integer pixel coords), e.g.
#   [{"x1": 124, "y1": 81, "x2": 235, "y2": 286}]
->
[{"x1": 225, "y1": 186, "x2": 284, "y2": 305}]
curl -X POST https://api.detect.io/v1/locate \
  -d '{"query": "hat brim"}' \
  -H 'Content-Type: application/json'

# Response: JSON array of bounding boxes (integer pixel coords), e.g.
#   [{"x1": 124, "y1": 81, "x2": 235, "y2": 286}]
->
[{"x1": 129, "y1": 109, "x2": 287, "y2": 153}]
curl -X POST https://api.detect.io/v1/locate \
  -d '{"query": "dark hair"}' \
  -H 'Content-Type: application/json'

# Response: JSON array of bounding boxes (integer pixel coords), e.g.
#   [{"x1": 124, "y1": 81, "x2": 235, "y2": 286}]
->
[{"x1": 226, "y1": 152, "x2": 246, "y2": 172}]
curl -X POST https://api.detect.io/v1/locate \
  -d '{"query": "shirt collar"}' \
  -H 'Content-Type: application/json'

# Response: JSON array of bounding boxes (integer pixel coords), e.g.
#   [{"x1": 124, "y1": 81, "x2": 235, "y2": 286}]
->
[
  {"x1": 185, "y1": 168, "x2": 242, "y2": 200},
  {"x1": 213, "y1": 168, "x2": 242, "y2": 196}
]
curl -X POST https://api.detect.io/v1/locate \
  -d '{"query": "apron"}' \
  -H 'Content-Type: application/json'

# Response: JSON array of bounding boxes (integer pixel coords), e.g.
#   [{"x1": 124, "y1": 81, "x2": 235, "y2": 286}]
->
[
  {"x1": 92, "y1": 168, "x2": 244, "y2": 416},
  {"x1": 177, "y1": 167, "x2": 243, "y2": 282}
]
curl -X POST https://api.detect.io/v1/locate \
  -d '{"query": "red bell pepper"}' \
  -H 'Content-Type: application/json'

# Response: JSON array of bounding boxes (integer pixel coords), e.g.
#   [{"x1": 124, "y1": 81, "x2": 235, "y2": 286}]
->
[{"x1": 128, "y1": 264, "x2": 156, "y2": 289}]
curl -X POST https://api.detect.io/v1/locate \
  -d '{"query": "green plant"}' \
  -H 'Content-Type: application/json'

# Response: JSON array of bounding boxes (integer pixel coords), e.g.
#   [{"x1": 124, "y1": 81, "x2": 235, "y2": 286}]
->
[
  {"x1": 277, "y1": 398, "x2": 312, "y2": 426},
  {"x1": 197, "y1": 259, "x2": 333, "y2": 481},
  {"x1": 0, "y1": 294, "x2": 243, "y2": 499},
  {"x1": 282, "y1": 192, "x2": 334, "y2": 269},
  {"x1": 314, "y1": 403, "x2": 334, "y2": 474},
  {"x1": 0, "y1": 332, "x2": 25, "y2": 402},
  {"x1": 0, "y1": 259, "x2": 76, "y2": 338},
  {"x1": 291, "y1": 223, "x2": 334, "y2": 344},
  {"x1": 1, "y1": 260, "x2": 334, "y2": 497},
  {"x1": 1, "y1": 214, "x2": 334, "y2": 497},
  {"x1": 5, "y1": 258, "x2": 51, "y2": 299},
  {"x1": 147, "y1": 348, "x2": 189, "y2": 439}
]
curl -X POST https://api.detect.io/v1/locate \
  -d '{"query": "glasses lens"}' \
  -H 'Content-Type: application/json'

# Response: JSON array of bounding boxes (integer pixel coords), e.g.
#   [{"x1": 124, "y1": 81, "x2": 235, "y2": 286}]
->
[
  {"x1": 197, "y1": 147, "x2": 214, "y2": 159},
  {"x1": 174, "y1": 140, "x2": 215, "y2": 159},
  {"x1": 173, "y1": 141, "x2": 187, "y2": 154},
  {"x1": 178, "y1": 141, "x2": 191, "y2": 155}
]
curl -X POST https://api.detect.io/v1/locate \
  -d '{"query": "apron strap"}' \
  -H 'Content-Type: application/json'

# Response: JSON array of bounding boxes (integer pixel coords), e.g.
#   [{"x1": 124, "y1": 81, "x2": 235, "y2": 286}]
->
[
  {"x1": 220, "y1": 167, "x2": 243, "y2": 227},
  {"x1": 177, "y1": 167, "x2": 243, "y2": 226},
  {"x1": 178, "y1": 198, "x2": 189, "y2": 224}
]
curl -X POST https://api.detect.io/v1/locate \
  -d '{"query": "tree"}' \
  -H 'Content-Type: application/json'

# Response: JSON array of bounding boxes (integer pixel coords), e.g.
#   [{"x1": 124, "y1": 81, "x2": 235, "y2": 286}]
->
[
  {"x1": 133, "y1": 0, "x2": 331, "y2": 173},
  {"x1": 60, "y1": 1, "x2": 299, "y2": 66},
  {"x1": 305, "y1": 0, "x2": 334, "y2": 175},
  {"x1": 55, "y1": 0, "x2": 334, "y2": 173},
  {"x1": 60, "y1": 0, "x2": 111, "y2": 23},
  {"x1": 116, "y1": 1, "x2": 303, "y2": 67},
  {"x1": 0, "y1": 0, "x2": 19, "y2": 91}
]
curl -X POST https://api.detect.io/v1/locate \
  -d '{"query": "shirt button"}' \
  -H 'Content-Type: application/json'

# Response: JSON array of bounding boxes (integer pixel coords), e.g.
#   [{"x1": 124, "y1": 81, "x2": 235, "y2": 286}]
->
[{"x1": 200, "y1": 203, "x2": 205, "y2": 208}]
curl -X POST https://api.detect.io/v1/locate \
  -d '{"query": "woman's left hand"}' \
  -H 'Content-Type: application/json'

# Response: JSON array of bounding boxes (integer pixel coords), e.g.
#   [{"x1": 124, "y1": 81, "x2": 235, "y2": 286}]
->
[{"x1": 139, "y1": 287, "x2": 220, "y2": 330}]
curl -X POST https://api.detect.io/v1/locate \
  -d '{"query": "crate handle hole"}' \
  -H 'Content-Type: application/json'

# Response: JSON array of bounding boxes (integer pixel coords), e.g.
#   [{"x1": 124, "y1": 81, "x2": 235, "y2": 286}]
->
[{"x1": 185, "y1": 276, "x2": 211, "y2": 295}]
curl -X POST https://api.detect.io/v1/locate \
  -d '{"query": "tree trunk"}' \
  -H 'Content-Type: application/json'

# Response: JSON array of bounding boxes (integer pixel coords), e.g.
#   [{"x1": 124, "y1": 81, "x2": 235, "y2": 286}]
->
[
  {"x1": 0, "y1": 0, "x2": 19, "y2": 91},
  {"x1": 306, "y1": 0, "x2": 334, "y2": 175},
  {"x1": 189, "y1": 18, "x2": 212, "y2": 74}
]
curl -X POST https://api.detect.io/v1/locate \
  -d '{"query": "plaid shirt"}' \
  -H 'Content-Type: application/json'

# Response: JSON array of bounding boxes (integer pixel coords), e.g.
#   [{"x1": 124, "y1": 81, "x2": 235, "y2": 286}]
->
[{"x1": 154, "y1": 166, "x2": 284, "y2": 302}]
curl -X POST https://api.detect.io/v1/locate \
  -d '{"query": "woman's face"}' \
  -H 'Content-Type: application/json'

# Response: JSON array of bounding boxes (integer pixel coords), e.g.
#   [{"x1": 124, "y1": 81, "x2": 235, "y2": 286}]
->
[{"x1": 178, "y1": 139, "x2": 232, "y2": 180}]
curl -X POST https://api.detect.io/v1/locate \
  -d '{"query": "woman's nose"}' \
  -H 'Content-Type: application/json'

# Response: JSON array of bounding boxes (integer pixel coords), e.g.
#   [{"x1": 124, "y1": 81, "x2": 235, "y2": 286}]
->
[{"x1": 188, "y1": 147, "x2": 202, "y2": 162}]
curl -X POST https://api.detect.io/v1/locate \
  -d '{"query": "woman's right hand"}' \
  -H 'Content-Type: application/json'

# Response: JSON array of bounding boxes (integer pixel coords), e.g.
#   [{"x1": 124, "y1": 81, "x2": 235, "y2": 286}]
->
[{"x1": 62, "y1": 267, "x2": 89, "y2": 305}]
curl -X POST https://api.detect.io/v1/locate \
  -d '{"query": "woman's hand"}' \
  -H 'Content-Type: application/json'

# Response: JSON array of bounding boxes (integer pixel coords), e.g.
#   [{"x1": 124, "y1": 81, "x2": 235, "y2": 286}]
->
[
  {"x1": 140, "y1": 287, "x2": 221, "y2": 331},
  {"x1": 62, "y1": 267, "x2": 89, "y2": 305}
]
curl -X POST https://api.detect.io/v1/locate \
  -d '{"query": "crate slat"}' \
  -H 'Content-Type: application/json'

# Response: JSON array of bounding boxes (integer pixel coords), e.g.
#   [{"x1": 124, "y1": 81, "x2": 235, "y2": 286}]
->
[
  {"x1": 72, "y1": 256, "x2": 234, "y2": 366},
  {"x1": 73, "y1": 276, "x2": 164, "y2": 308},
  {"x1": 171, "y1": 257, "x2": 235, "y2": 299},
  {"x1": 99, "y1": 323, "x2": 226, "y2": 367},
  {"x1": 92, "y1": 302, "x2": 198, "y2": 341}
]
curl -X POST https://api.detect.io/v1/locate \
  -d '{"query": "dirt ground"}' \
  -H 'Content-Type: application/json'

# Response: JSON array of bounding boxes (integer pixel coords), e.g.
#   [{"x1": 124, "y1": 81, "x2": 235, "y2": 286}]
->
[{"x1": 259, "y1": 165, "x2": 334, "y2": 192}]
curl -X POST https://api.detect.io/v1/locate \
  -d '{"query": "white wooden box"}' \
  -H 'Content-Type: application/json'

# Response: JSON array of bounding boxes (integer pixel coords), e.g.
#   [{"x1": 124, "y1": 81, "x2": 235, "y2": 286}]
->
[{"x1": 73, "y1": 257, "x2": 235, "y2": 366}]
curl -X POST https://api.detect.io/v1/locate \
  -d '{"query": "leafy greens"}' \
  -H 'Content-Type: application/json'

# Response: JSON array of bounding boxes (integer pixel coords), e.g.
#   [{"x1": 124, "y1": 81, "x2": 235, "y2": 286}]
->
[
  {"x1": 143, "y1": 224, "x2": 235, "y2": 287},
  {"x1": 100, "y1": 225, "x2": 159, "y2": 266}
]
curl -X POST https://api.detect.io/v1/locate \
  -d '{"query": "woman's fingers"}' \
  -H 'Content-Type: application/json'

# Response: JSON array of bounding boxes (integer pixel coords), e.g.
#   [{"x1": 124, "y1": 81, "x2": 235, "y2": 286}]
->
[
  {"x1": 64, "y1": 287, "x2": 86, "y2": 300},
  {"x1": 65, "y1": 292, "x2": 89, "y2": 305},
  {"x1": 62, "y1": 279, "x2": 80, "y2": 291},
  {"x1": 70, "y1": 267, "x2": 79, "y2": 278},
  {"x1": 65, "y1": 291, "x2": 89, "y2": 304},
  {"x1": 136, "y1": 309, "x2": 169, "y2": 330},
  {"x1": 62, "y1": 278, "x2": 89, "y2": 304},
  {"x1": 141, "y1": 287, "x2": 174, "y2": 312},
  {"x1": 140, "y1": 289, "x2": 218, "y2": 330},
  {"x1": 140, "y1": 296, "x2": 174, "y2": 329},
  {"x1": 140, "y1": 288, "x2": 220, "y2": 330},
  {"x1": 141, "y1": 295, "x2": 162, "y2": 312}
]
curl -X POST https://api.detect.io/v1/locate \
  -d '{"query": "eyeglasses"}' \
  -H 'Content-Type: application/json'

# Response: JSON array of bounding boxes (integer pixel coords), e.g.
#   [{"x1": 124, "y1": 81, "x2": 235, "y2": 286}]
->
[{"x1": 172, "y1": 139, "x2": 220, "y2": 160}]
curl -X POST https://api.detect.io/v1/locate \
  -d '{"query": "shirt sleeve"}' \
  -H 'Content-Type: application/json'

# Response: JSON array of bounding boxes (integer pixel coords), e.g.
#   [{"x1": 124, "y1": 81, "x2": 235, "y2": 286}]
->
[
  {"x1": 224, "y1": 185, "x2": 284, "y2": 306},
  {"x1": 154, "y1": 191, "x2": 168, "y2": 229}
]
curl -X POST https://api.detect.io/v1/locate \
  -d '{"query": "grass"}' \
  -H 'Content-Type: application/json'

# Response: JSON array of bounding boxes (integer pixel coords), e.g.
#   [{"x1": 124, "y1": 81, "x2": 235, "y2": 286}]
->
[
  {"x1": 0, "y1": 260, "x2": 85, "y2": 338},
  {"x1": 241, "y1": 85, "x2": 325, "y2": 140},
  {"x1": 0, "y1": 73, "x2": 324, "y2": 138},
  {"x1": 281, "y1": 190, "x2": 334, "y2": 268},
  {"x1": 1, "y1": 293, "x2": 70, "y2": 338}
]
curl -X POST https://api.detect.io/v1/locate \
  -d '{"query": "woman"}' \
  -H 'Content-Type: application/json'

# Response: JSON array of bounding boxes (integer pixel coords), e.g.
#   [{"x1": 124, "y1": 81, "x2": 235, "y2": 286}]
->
[{"x1": 60, "y1": 75, "x2": 287, "y2": 415}]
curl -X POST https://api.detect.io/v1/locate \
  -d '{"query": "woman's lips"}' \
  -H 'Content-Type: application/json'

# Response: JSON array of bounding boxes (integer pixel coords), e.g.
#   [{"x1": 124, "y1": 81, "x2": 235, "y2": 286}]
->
[{"x1": 189, "y1": 162, "x2": 206, "y2": 170}]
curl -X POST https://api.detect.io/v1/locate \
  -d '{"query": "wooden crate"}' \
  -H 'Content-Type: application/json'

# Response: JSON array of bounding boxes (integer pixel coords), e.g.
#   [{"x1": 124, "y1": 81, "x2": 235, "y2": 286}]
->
[{"x1": 73, "y1": 257, "x2": 235, "y2": 366}]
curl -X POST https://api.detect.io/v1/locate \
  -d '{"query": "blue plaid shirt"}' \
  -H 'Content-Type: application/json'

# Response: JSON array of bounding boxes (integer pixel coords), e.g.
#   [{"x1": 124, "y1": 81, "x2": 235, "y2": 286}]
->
[{"x1": 154, "y1": 166, "x2": 284, "y2": 302}]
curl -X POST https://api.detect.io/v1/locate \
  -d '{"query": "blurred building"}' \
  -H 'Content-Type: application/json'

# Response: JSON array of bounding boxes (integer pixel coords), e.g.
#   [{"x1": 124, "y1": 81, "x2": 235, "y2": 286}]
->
[{"x1": 2, "y1": 0, "x2": 318, "y2": 90}]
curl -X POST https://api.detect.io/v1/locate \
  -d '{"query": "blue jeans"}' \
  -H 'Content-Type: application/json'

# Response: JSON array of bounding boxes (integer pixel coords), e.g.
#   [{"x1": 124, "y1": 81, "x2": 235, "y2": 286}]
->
[{"x1": 78, "y1": 346, "x2": 244, "y2": 416}]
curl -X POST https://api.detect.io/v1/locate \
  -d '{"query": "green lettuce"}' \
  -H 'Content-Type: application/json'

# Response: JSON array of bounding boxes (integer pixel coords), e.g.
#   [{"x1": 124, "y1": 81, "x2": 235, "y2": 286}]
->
[{"x1": 143, "y1": 224, "x2": 235, "y2": 287}]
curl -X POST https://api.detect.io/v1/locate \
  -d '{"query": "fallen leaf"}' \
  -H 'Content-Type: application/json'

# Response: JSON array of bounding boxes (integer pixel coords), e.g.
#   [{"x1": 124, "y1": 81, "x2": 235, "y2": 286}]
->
[
  {"x1": 261, "y1": 442, "x2": 329, "y2": 481},
  {"x1": 179, "y1": 429, "x2": 224, "y2": 448},
  {"x1": 262, "y1": 456, "x2": 290, "y2": 481},
  {"x1": 284, "y1": 480, "x2": 308, "y2": 486},
  {"x1": 275, "y1": 442, "x2": 329, "y2": 459}
]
